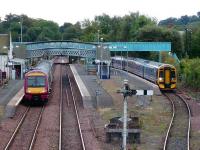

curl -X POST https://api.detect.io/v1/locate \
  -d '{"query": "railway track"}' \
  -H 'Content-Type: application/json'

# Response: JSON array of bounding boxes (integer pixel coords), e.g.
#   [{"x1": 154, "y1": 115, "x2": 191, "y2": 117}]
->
[
  {"x1": 163, "y1": 93, "x2": 191, "y2": 150},
  {"x1": 59, "y1": 65, "x2": 85, "y2": 150},
  {"x1": 4, "y1": 106, "x2": 44, "y2": 150}
]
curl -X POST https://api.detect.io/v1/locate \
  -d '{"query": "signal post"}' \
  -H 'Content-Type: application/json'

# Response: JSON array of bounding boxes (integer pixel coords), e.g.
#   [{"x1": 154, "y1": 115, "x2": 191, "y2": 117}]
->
[{"x1": 118, "y1": 79, "x2": 153, "y2": 150}]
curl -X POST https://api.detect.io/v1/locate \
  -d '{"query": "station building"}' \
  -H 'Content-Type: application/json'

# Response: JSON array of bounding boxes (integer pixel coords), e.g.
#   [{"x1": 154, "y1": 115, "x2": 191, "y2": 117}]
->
[
  {"x1": 0, "y1": 34, "x2": 26, "y2": 82},
  {"x1": 0, "y1": 34, "x2": 10, "y2": 84}
]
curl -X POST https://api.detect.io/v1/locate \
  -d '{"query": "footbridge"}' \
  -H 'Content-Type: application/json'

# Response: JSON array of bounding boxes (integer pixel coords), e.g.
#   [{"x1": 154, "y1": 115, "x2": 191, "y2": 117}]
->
[
  {"x1": 13, "y1": 41, "x2": 171, "y2": 60},
  {"x1": 11, "y1": 41, "x2": 172, "y2": 79}
]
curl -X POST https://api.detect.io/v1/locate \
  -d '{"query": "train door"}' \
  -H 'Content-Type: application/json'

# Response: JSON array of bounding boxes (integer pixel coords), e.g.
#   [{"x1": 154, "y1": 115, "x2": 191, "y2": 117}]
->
[
  {"x1": 164, "y1": 68, "x2": 171, "y2": 88},
  {"x1": 14, "y1": 64, "x2": 21, "y2": 79}
]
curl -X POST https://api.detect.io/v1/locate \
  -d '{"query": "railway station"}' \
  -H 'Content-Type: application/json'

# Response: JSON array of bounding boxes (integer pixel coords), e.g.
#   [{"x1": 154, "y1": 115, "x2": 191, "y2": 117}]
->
[{"x1": 0, "y1": 17, "x2": 199, "y2": 150}]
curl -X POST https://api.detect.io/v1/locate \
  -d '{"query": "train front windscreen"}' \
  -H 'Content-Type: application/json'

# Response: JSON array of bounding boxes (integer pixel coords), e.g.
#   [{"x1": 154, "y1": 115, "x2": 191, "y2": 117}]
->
[{"x1": 27, "y1": 76, "x2": 45, "y2": 87}]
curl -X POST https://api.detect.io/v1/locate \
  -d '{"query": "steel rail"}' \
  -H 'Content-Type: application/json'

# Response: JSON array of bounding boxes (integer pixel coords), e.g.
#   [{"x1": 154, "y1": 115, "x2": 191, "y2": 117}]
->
[
  {"x1": 29, "y1": 106, "x2": 45, "y2": 150},
  {"x1": 163, "y1": 93, "x2": 190, "y2": 150},
  {"x1": 59, "y1": 65, "x2": 63, "y2": 150},
  {"x1": 66, "y1": 88, "x2": 70, "y2": 106},
  {"x1": 68, "y1": 74, "x2": 86, "y2": 150},
  {"x1": 4, "y1": 107, "x2": 30, "y2": 150},
  {"x1": 176, "y1": 94, "x2": 191, "y2": 150},
  {"x1": 65, "y1": 73, "x2": 70, "y2": 107},
  {"x1": 163, "y1": 94, "x2": 175, "y2": 150}
]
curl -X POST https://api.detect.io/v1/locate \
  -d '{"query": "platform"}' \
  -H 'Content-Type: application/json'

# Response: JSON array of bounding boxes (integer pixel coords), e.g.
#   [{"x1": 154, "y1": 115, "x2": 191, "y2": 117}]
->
[
  {"x1": 70, "y1": 64, "x2": 113, "y2": 108},
  {"x1": 111, "y1": 68, "x2": 161, "y2": 95},
  {"x1": 0, "y1": 80, "x2": 23, "y2": 118},
  {"x1": 5, "y1": 88, "x2": 24, "y2": 118}
]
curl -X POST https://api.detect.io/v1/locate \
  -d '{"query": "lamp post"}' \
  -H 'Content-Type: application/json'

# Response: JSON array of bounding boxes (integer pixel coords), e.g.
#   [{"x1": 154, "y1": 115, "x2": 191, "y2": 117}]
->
[
  {"x1": 2, "y1": 46, "x2": 11, "y2": 80},
  {"x1": 124, "y1": 46, "x2": 128, "y2": 79},
  {"x1": 2, "y1": 46, "x2": 8, "y2": 72},
  {"x1": 121, "y1": 49, "x2": 122, "y2": 70},
  {"x1": 19, "y1": 17, "x2": 23, "y2": 43},
  {"x1": 100, "y1": 37, "x2": 103, "y2": 79},
  {"x1": 97, "y1": 30, "x2": 100, "y2": 44}
]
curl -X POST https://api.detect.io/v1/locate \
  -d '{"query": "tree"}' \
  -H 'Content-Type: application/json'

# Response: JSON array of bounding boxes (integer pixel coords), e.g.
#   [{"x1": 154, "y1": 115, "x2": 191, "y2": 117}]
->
[
  {"x1": 95, "y1": 14, "x2": 112, "y2": 35},
  {"x1": 33, "y1": 19, "x2": 61, "y2": 41},
  {"x1": 158, "y1": 17, "x2": 177, "y2": 27},
  {"x1": 190, "y1": 28, "x2": 200, "y2": 57},
  {"x1": 59, "y1": 22, "x2": 82, "y2": 40},
  {"x1": 80, "y1": 19, "x2": 98, "y2": 42},
  {"x1": 159, "y1": 12, "x2": 200, "y2": 27},
  {"x1": 136, "y1": 26, "x2": 183, "y2": 58},
  {"x1": 26, "y1": 27, "x2": 41, "y2": 41},
  {"x1": 197, "y1": 12, "x2": 200, "y2": 18},
  {"x1": 107, "y1": 16, "x2": 121, "y2": 41},
  {"x1": 79, "y1": 12, "x2": 156, "y2": 42}
]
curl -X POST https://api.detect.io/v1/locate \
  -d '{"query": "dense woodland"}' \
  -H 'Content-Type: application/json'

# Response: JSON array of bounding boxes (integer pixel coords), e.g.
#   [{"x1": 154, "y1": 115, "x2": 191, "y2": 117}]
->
[{"x1": 0, "y1": 12, "x2": 200, "y2": 88}]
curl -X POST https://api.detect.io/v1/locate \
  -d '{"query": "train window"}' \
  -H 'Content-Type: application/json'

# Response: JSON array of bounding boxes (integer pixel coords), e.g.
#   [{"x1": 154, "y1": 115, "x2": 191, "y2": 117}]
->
[
  {"x1": 159, "y1": 71, "x2": 164, "y2": 77},
  {"x1": 171, "y1": 71, "x2": 176, "y2": 78},
  {"x1": 28, "y1": 76, "x2": 45, "y2": 87}
]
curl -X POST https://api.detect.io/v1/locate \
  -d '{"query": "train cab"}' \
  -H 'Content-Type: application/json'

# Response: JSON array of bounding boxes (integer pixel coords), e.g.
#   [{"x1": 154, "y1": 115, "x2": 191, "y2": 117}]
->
[
  {"x1": 24, "y1": 70, "x2": 49, "y2": 102},
  {"x1": 157, "y1": 65, "x2": 177, "y2": 90},
  {"x1": 24, "y1": 60, "x2": 53, "y2": 105}
]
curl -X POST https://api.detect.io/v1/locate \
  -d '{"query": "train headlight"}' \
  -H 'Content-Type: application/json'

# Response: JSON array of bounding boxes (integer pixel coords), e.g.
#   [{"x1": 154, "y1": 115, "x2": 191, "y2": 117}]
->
[
  {"x1": 159, "y1": 77, "x2": 163, "y2": 81},
  {"x1": 40, "y1": 89, "x2": 47, "y2": 93}
]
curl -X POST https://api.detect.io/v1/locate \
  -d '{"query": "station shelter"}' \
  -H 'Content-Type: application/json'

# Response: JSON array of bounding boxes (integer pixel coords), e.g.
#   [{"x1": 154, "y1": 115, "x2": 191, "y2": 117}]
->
[
  {"x1": 8, "y1": 58, "x2": 26, "y2": 80},
  {"x1": 95, "y1": 44, "x2": 111, "y2": 79},
  {"x1": 95, "y1": 60, "x2": 111, "y2": 79}
]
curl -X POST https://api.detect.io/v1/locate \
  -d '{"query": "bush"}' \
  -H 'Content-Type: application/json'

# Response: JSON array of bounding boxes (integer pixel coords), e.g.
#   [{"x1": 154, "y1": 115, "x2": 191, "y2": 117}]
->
[{"x1": 180, "y1": 58, "x2": 200, "y2": 88}]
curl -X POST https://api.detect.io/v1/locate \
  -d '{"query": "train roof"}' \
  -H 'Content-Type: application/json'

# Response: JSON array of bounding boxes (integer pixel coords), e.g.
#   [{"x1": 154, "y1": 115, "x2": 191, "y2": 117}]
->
[
  {"x1": 130, "y1": 58, "x2": 163, "y2": 68},
  {"x1": 25, "y1": 70, "x2": 46, "y2": 76},
  {"x1": 111, "y1": 56, "x2": 175, "y2": 69},
  {"x1": 111, "y1": 56, "x2": 126, "y2": 61},
  {"x1": 132, "y1": 57, "x2": 175, "y2": 68},
  {"x1": 26, "y1": 60, "x2": 52, "y2": 76}
]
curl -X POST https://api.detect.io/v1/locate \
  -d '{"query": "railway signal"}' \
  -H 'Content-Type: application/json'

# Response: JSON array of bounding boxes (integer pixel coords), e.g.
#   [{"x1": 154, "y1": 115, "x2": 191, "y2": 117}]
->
[
  {"x1": 117, "y1": 79, "x2": 153, "y2": 150},
  {"x1": 117, "y1": 87, "x2": 153, "y2": 97}
]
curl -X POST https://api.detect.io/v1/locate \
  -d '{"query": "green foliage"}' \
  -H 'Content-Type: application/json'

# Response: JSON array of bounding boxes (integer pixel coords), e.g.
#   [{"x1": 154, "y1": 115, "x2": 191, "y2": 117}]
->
[
  {"x1": 81, "y1": 12, "x2": 156, "y2": 42},
  {"x1": 190, "y1": 28, "x2": 200, "y2": 57},
  {"x1": 80, "y1": 19, "x2": 98, "y2": 42},
  {"x1": 26, "y1": 27, "x2": 41, "y2": 41},
  {"x1": 180, "y1": 58, "x2": 200, "y2": 88},
  {"x1": 32, "y1": 19, "x2": 61, "y2": 41},
  {"x1": 136, "y1": 26, "x2": 183, "y2": 57},
  {"x1": 159, "y1": 12, "x2": 200, "y2": 26},
  {"x1": 0, "y1": 12, "x2": 199, "y2": 59},
  {"x1": 60, "y1": 22, "x2": 82, "y2": 40},
  {"x1": 159, "y1": 11, "x2": 200, "y2": 58},
  {"x1": 0, "y1": 14, "x2": 62, "y2": 41}
]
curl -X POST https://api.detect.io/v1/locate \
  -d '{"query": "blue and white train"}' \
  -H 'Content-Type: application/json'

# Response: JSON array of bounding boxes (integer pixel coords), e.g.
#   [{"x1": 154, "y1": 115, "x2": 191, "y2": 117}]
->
[{"x1": 111, "y1": 57, "x2": 177, "y2": 90}]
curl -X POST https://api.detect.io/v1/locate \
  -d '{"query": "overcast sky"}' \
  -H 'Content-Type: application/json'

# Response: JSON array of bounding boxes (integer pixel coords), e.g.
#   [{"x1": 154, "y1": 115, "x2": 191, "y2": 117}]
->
[{"x1": 0, "y1": 0, "x2": 199, "y2": 25}]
